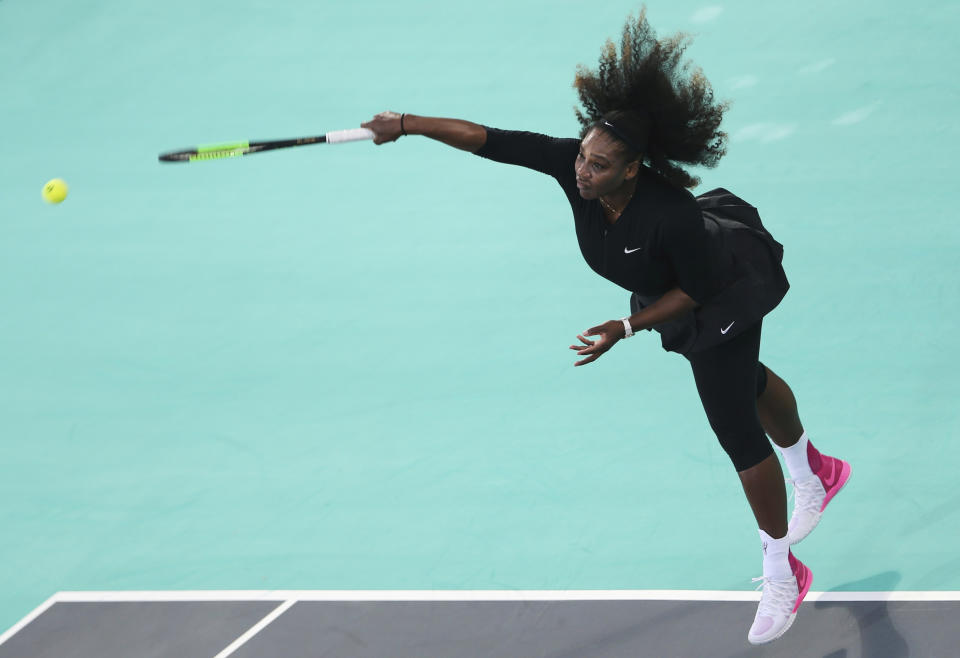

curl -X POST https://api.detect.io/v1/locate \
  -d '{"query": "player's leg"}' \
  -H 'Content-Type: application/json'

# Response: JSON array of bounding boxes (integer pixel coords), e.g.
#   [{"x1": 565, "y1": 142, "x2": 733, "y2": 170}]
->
[
  {"x1": 756, "y1": 366, "x2": 803, "y2": 448},
  {"x1": 687, "y1": 323, "x2": 811, "y2": 645},
  {"x1": 689, "y1": 323, "x2": 784, "y2": 536},
  {"x1": 756, "y1": 365, "x2": 852, "y2": 544},
  {"x1": 737, "y1": 453, "x2": 787, "y2": 539}
]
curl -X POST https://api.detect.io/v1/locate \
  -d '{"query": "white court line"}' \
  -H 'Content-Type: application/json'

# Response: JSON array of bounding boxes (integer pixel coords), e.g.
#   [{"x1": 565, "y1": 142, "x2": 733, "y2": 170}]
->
[
  {"x1": 44, "y1": 589, "x2": 960, "y2": 602},
  {"x1": 210, "y1": 599, "x2": 296, "y2": 658},
  {"x1": 0, "y1": 594, "x2": 59, "y2": 648}
]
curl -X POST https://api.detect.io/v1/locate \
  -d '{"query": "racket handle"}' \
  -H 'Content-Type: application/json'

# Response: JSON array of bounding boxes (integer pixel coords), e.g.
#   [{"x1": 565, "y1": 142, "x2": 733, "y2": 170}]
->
[{"x1": 325, "y1": 128, "x2": 376, "y2": 144}]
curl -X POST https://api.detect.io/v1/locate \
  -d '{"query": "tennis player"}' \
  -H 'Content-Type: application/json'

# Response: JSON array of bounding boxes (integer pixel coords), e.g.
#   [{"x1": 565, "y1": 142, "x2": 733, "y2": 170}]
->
[{"x1": 362, "y1": 9, "x2": 850, "y2": 645}]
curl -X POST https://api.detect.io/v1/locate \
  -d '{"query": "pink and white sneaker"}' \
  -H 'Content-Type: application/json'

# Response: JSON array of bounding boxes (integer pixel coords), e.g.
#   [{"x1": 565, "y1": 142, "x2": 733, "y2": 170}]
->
[
  {"x1": 787, "y1": 442, "x2": 852, "y2": 545},
  {"x1": 748, "y1": 552, "x2": 813, "y2": 645}
]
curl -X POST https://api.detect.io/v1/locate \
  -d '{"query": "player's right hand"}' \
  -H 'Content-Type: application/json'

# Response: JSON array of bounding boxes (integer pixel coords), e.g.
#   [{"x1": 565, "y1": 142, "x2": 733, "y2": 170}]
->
[{"x1": 361, "y1": 111, "x2": 404, "y2": 145}]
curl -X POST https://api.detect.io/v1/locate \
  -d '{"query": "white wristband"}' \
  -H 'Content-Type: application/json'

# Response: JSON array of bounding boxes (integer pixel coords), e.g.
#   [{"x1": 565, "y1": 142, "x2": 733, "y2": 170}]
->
[{"x1": 621, "y1": 317, "x2": 634, "y2": 338}]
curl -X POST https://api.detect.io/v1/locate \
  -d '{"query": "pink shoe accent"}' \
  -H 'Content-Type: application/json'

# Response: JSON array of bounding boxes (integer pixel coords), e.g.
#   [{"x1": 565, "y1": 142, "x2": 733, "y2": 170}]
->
[
  {"x1": 806, "y1": 441, "x2": 822, "y2": 472},
  {"x1": 807, "y1": 441, "x2": 852, "y2": 512},
  {"x1": 788, "y1": 552, "x2": 812, "y2": 614},
  {"x1": 819, "y1": 458, "x2": 851, "y2": 511}
]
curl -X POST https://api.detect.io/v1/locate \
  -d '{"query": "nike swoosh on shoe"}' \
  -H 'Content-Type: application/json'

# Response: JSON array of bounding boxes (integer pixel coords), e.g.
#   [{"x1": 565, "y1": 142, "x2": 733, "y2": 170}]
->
[
  {"x1": 818, "y1": 457, "x2": 851, "y2": 512},
  {"x1": 821, "y1": 462, "x2": 839, "y2": 487}
]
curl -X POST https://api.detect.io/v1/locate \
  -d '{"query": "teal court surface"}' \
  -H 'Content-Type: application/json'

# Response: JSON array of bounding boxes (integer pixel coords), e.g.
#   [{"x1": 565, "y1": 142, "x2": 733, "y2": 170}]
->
[{"x1": 2, "y1": 0, "x2": 959, "y2": 655}]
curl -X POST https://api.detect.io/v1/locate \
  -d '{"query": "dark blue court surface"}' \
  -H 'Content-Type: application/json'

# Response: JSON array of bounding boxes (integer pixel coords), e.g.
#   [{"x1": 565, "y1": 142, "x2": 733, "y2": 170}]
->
[{"x1": 0, "y1": 591, "x2": 956, "y2": 657}]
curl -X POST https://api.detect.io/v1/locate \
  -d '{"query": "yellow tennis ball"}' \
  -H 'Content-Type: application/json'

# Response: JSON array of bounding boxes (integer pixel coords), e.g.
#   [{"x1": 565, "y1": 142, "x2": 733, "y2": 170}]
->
[{"x1": 42, "y1": 178, "x2": 69, "y2": 204}]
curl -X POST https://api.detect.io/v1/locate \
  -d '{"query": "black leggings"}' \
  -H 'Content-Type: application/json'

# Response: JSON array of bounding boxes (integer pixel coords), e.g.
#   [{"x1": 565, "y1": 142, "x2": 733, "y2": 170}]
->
[{"x1": 686, "y1": 320, "x2": 772, "y2": 472}]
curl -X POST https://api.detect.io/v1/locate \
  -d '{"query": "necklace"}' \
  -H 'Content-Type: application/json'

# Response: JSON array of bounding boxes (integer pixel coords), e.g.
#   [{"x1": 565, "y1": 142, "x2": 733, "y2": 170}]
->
[{"x1": 599, "y1": 192, "x2": 633, "y2": 218}]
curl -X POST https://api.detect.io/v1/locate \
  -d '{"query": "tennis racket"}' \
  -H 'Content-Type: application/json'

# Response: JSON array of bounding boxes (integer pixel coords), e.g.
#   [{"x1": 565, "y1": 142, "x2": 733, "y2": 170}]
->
[{"x1": 158, "y1": 128, "x2": 376, "y2": 163}]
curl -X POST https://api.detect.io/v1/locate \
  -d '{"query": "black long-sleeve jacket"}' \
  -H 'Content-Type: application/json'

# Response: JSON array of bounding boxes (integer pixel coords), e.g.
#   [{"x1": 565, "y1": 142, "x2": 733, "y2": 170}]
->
[{"x1": 474, "y1": 126, "x2": 789, "y2": 355}]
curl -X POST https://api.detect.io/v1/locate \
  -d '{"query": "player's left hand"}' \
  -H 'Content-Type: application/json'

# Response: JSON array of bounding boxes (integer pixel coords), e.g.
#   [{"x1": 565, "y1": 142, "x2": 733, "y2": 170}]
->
[{"x1": 569, "y1": 320, "x2": 626, "y2": 367}]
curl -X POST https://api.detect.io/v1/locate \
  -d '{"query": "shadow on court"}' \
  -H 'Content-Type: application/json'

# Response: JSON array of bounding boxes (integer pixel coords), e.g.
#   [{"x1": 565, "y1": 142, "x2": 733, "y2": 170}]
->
[{"x1": 814, "y1": 571, "x2": 910, "y2": 658}]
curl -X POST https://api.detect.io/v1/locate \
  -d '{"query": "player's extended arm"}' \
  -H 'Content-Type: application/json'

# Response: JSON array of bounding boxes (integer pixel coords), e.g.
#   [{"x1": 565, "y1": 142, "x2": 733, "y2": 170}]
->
[{"x1": 361, "y1": 112, "x2": 486, "y2": 152}]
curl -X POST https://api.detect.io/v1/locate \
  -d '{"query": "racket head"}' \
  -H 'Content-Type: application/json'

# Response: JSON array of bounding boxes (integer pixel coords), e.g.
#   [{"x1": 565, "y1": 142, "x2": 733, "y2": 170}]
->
[
  {"x1": 157, "y1": 134, "x2": 335, "y2": 163},
  {"x1": 158, "y1": 141, "x2": 257, "y2": 163}
]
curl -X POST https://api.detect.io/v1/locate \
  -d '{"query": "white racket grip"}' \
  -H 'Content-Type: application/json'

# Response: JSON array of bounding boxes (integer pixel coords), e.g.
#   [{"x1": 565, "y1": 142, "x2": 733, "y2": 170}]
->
[{"x1": 325, "y1": 128, "x2": 376, "y2": 144}]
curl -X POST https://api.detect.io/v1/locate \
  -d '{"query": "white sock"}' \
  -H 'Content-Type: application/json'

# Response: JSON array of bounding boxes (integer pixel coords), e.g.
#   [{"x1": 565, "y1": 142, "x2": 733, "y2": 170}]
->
[
  {"x1": 759, "y1": 529, "x2": 791, "y2": 580},
  {"x1": 777, "y1": 431, "x2": 813, "y2": 479}
]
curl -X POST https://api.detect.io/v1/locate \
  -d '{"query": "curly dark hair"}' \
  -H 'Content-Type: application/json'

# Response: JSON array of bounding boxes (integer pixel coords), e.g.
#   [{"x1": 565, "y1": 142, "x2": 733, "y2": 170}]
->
[{"x1": 573, "y1": 7, "x2": 729, "y2": 189}]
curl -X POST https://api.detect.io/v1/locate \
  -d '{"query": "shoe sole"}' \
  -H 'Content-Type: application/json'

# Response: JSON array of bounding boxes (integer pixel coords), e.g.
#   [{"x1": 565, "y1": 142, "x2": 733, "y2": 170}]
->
[{"x1": 789, "y1": 463, "x2": 852, "y2": 546}]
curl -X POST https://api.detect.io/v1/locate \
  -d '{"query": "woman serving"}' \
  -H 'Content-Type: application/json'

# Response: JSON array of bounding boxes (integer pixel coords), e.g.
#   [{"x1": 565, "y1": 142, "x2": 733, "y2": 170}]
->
[{"x1": 362, "y1": 9, "x2": 850, "y2": 646}]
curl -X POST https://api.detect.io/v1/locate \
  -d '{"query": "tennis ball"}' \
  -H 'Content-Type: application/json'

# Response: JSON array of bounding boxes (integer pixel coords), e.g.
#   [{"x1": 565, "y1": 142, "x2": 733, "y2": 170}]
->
[{"x1": 42, "y1": 178, "x2": 68, "y2": 204}]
